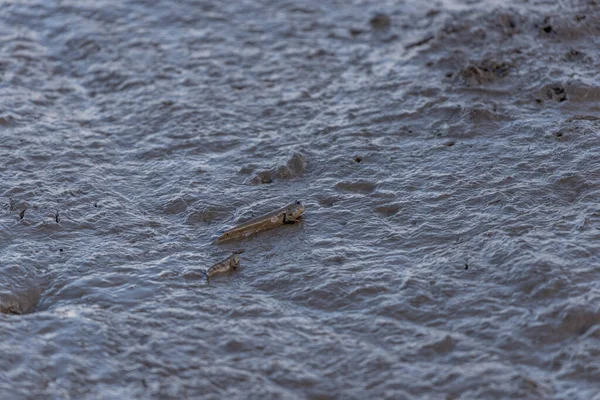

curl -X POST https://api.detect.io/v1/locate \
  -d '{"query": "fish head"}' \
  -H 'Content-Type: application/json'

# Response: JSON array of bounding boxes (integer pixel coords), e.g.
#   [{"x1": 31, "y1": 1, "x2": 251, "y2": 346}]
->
[
  {"x1": 230, "y1": 254, "x2": 240, "y2": 269},
  {"x1": 286, "y1": 201, "x2": 305, "y2": 221}
]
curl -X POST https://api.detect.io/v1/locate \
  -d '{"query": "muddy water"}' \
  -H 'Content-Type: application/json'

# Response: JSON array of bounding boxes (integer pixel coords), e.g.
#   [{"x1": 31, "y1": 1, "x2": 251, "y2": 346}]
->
[{"x1": 1, "y1": 0, "x2": 600, "y2": 398}]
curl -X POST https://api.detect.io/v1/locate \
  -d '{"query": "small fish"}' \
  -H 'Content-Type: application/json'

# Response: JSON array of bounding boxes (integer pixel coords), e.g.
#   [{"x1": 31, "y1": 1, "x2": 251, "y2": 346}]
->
[
  {"x1": 205, "y1": 253, "x2": 240, "y2": 281},
  {"x1": 215, "y1": 201, "x2": 305, "y2": 244}
]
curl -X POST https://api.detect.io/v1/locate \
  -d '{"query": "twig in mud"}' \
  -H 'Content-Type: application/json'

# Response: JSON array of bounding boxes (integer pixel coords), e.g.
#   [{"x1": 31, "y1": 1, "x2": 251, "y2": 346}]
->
[{"x1": 405, "y1": 35, "x2": 434, "y2": 50}]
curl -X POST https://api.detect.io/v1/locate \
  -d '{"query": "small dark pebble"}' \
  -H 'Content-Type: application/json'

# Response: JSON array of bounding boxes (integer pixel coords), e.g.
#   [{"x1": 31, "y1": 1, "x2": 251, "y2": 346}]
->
[
  {"x1": 59, "y1": 248, "x2": 63, "y2": 252},
  {"x1": 55, "y1": 212, "x2": 60, "y2": 223},
  {"x1": 465, "y1": 263, "x2": 468, "y2": 270},
  {"x1": 542, "y1": 25, "x2": 552, "y2": 33},
  {"x1": 93, "y1": 202, "x2": 98, "y2": 207},
  {"x1": 19, "y1": 208, "x2": 26, "y2": 220},
  {"x1": 354, "y1": 156, "x2": 363, "y2": 163},
  {"x1": 370, "y1": 13, "x2": 391, "y2": 30},
  {"x1": 444, "y1": 141, "x2": 456, "y2": 147}
]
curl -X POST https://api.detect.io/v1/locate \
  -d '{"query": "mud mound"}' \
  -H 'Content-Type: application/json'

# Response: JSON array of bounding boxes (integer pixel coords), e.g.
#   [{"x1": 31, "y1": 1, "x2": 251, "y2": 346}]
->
[{"x1": 250, "y1": 152, "x2": 307, "y2": 184}]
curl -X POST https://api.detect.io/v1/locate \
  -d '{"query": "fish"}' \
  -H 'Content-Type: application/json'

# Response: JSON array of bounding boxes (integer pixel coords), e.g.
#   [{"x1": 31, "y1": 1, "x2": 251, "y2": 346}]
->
[
  {"x1": 205, "y1": 252, "x2": 240, "y2": 281},
  {"x1": 214, "y1": 201, "x2": 304, "y2": 244}
]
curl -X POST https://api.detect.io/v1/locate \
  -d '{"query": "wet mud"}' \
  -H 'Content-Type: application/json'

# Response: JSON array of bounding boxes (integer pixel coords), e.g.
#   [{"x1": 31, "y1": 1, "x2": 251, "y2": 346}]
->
[{"x1": 1, "y1": 0, "x2": 600, "y2": 398}]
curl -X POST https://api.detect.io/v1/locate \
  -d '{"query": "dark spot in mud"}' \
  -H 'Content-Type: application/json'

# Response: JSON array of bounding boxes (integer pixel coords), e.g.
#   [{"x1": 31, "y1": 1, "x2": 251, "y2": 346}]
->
[
  {"x1": 94, "y1": 202, "x2": 98, "y2": 207},
  {"x1": 444, "y1": 141, "x2": 456, "y2": 147},
  {"x1": 460, "y1": 60, "x2": 511, "y2": 85},
  {"x1": 19, "y1": 208, "x2": 26, "y2": 220},
  {"x1": 552, "y1": 124, "x2": 578, "y2": 141},
  {"x1": 59, "y1": 248, "x2": 63, "y2": 252},
  {"x1": 538, "y1": 16, "x2": 556, "y2": 35},
  {"x1": 546, "y1": 86, "x2": 567, "y2": 102},
  {"x1": 370, "y1": 13, "x2": 391, "y2": 30},
  {"x1": 161, "y1": 100, "x2": 174, "y2": 107},
  {"x1": 55, "y1": 212, "x2": 60, "y2": 223},
  {"x1": 445, "y1": 72, "x2": 453, "y2": 78},
  {"x1": 354, "y1": 155, "x2": 363, "y2": 163},
  {"x1": 496, "y1": 13, "x2": 521, "y2": 35},
  {"x1": 465, "y1": 263, "x2": 469, "y2": 270},
  {"x1": 349, "y1": 28, "x2": 364, "y2": 37}
]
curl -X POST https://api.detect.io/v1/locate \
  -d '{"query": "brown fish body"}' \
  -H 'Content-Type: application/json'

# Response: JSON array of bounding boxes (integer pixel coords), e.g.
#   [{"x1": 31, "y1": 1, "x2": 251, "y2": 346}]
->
[
  {"x1": 206, "y1": 253, "x2": 240, "y2": 281},
  {"x1": 215, "y1": 201, "x2": 304, "y2": 244}
]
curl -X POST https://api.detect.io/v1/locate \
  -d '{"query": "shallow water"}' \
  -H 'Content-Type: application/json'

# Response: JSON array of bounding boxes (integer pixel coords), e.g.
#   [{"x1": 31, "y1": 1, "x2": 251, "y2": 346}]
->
[{"x1": 1, "y1": 0, "x2": 600, "y2": 398}]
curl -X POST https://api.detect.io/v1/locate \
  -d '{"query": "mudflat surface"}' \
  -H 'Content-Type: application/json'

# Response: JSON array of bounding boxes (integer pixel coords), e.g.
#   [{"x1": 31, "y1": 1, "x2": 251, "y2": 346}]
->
[{"x1": 1, "y1": 0, "x2": 600, "y2": 398}]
